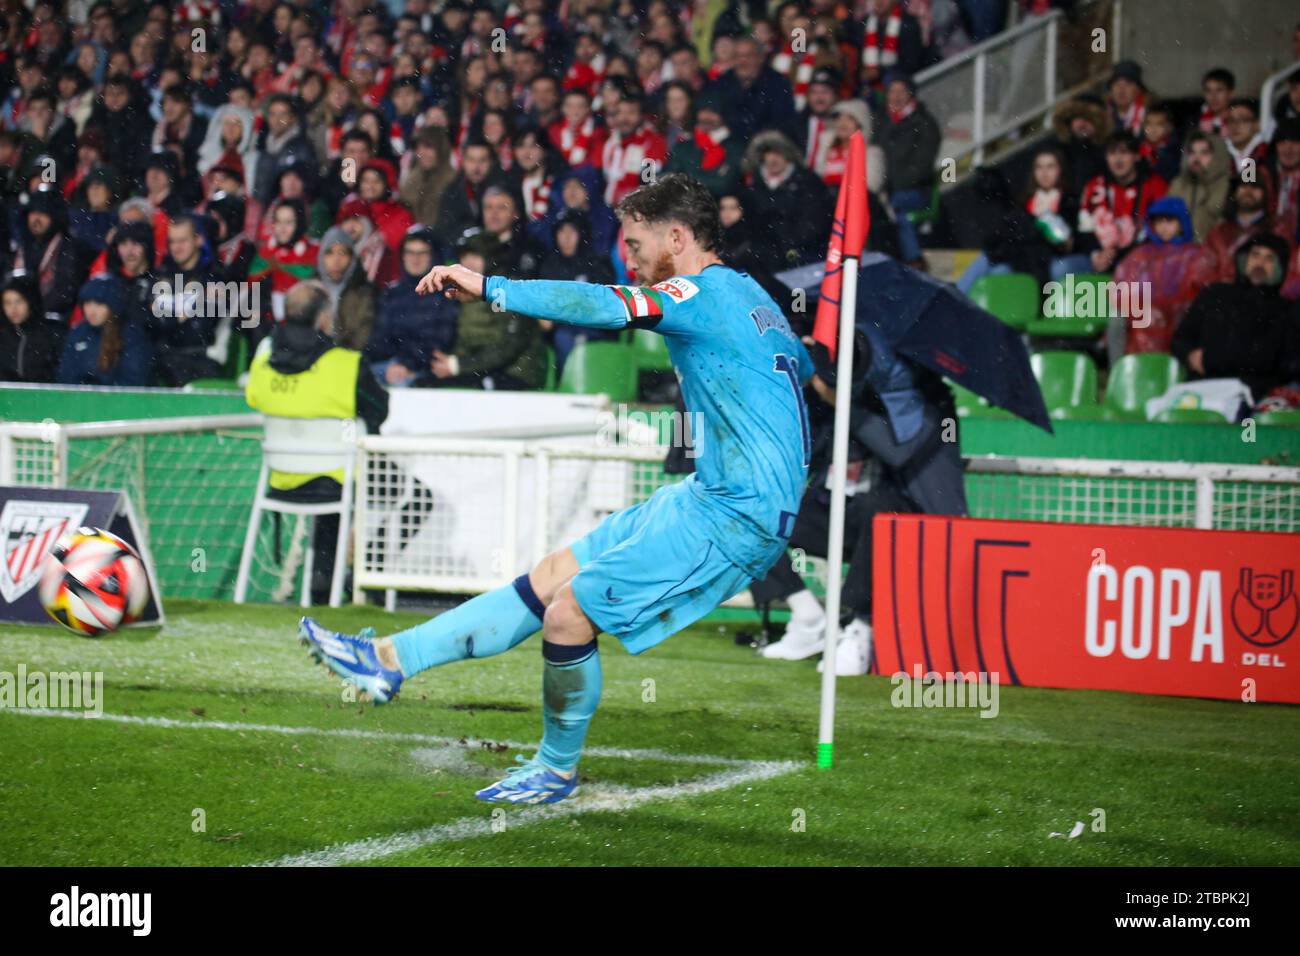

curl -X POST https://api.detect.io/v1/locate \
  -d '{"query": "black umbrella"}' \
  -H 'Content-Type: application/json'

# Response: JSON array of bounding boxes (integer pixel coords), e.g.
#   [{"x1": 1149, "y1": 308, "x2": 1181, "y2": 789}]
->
[{"x1": 776, "y1": 253, "x2": 1053, "y2": 433}]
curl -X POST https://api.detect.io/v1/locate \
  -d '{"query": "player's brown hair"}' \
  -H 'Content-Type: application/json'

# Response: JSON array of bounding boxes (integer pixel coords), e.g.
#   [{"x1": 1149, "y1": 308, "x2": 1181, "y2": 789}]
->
[{"x1": 615, "y1": 173, "x2": 722, "y2": 253}]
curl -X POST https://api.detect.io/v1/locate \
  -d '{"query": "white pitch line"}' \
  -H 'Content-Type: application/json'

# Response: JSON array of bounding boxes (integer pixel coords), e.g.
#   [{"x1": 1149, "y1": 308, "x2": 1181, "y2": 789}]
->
[
  {"x1": 2, "y1": 708, "x2": 804, "y2": 867},
  {"x1": 0, "y1": 708, "x2": 754, "y2": 766},
  {"x1": 253, "y1": 760, "x2": 801, "y2": 867}
]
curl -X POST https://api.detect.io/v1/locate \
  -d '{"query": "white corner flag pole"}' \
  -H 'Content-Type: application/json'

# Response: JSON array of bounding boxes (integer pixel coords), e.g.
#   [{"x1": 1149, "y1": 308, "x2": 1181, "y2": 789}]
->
[{"x1": 816, "y1": 256, "x2": 859, "y2": 770}]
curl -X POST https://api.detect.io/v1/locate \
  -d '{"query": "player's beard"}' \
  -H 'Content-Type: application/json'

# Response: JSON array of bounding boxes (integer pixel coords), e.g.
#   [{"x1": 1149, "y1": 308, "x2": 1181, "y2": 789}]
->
[{"x1": 643, "y1": 250, "x2": 674, "y2": 285}]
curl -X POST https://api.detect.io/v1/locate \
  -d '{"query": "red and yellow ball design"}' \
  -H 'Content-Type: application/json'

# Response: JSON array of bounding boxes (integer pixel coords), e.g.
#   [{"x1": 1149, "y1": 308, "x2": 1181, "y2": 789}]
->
[{"x1": 37, "y1": 528, "x2": 150, "y2": 636}]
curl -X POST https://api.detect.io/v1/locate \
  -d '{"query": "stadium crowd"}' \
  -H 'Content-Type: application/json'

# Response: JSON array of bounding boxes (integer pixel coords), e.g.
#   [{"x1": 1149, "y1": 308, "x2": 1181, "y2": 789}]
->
[{"x1": 0, "y1": 0, "x2": 1296, "y2": 414}]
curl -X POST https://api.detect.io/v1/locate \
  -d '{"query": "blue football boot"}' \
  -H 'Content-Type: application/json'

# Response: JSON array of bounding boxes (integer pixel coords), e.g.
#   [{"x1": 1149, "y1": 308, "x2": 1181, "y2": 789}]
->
[
  {"x1": 298, "y1": 616, "x2": 404, "y2": 704},
  {"x1": 475, "y1": 755, "x2": 579, "y2": 805}
]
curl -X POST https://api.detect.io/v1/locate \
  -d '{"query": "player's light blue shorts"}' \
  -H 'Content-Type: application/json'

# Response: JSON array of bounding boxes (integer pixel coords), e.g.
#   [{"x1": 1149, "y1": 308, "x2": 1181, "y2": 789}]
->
[{"x1": 569, "y1": 482, "x2": 756, "y2": 655}]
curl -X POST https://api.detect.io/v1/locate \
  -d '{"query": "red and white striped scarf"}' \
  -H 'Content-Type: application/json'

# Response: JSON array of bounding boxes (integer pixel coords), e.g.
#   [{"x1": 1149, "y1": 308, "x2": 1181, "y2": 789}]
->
[
  {"x1": 559, "y1": 115, "x2": 597, "y2": 166},
  {"x1": 521, "y1": 169, "x2": 552, "y2": 220},
  {"x1": 1198, "y1": 102, "x2": 1224, "y2": 136},
  {"x1": 773, "y1": 41, "x2": 818, "y2": 111},
  {"x1": 805, "y1": 115, "x2": 829, "y2": 169},
  {"x1": 862, "y1": 5, "x2": 903, "y2": 71},
  {"x1": 1114, "y1": 90, "x2": 1147, "y2": 135}
]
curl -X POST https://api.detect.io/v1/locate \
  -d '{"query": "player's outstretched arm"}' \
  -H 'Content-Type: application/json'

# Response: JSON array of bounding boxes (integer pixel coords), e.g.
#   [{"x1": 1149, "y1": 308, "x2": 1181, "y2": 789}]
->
[{"x1": 419, "y1": 266, "x2": 682, "y2": 332}]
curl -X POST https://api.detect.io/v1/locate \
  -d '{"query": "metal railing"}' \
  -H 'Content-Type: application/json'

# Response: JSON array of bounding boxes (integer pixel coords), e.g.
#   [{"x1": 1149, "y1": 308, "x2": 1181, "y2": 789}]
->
[
  {"x1": 1261, "y1": 59, "x2": 1300, "y2": 136},
  {"x1": 915, "y1": 0, "x2": 1123, "y2": 170}
]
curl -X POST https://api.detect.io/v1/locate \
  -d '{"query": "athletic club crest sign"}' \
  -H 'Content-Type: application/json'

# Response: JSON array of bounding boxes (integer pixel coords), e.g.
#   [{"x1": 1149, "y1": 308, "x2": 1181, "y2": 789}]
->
[{"x1": 0, "y1": 500, "x2": 88, "y2": 603}]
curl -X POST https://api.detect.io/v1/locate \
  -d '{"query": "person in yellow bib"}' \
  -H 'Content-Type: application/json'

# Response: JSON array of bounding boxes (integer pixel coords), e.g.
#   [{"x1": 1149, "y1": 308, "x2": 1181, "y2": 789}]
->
[{"x1": 246, "y1": 282, "x2": 389, "y2": 603}]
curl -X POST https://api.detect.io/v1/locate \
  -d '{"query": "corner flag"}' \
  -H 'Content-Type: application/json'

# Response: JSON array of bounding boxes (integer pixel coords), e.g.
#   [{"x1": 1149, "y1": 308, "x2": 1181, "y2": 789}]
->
[
  {"x1": 815, "y1": 131, "x2": 870, "y2": 769},
  {"x1": 812, "y1": 131, "x2": 870, "y2": 359}
]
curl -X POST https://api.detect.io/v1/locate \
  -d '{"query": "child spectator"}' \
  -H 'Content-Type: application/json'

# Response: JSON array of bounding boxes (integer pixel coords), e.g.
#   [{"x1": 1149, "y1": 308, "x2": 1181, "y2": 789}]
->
[{"x1": 1140, "y1": 102, "x2": 1181, "y2": 183}]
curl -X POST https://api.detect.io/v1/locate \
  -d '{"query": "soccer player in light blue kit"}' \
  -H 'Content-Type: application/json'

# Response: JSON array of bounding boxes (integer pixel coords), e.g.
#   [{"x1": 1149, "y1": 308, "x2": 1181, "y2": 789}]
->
[{"x1": 300, "y1": 174, "x2": 814, "y2": 804}]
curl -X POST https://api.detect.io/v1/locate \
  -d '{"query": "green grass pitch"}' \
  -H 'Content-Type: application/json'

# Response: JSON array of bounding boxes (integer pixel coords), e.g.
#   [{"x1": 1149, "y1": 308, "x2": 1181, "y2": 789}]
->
[{"x1": 1, "y1": 599, "x2": 1297, "y2": 866}]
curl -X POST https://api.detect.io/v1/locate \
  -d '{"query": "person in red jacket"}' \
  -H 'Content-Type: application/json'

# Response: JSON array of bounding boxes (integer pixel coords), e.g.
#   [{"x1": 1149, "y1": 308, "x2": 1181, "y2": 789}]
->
[
  {"x1": 338, "y1": 158, "x2": 415, "y2": 251},
  {"x1": 1061, "y1": 131, "x2": 1167, "y2": 277},
  {"x1": 1201, "y1": 167, "x2": 1291, "y2": 283}
]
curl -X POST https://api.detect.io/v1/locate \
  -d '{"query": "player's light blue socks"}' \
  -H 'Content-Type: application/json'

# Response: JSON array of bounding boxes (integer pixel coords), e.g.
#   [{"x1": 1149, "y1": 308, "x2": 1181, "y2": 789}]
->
[
  {"x1": 538, "y1": 639, "x2": 601, "y2": 774},
  {"x1": 389, "y1": 575, "x2": 545, "y2": 676}
]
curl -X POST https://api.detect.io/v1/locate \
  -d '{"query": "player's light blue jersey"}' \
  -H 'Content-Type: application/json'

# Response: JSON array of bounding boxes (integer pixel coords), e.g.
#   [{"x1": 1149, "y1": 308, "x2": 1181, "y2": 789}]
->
[{"x1": 484, "y1": 264, "x2": 812, "y2": 577}]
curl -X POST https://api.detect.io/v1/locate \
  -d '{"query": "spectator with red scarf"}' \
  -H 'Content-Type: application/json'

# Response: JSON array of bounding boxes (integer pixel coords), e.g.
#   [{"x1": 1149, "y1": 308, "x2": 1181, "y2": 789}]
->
[
  {"x1": 1224, "y1": 97, "x2": 1268, "y2": 173},
  {"x1": 859, "y1": 0, "x2": 926, "y2": 92},
  {"x1": 1198, "y1": 68, "x2": 1235, "y2": 138},
  {"x1": 549, "y1": 87, "x2": 607, "y2": 169},
  {"x1": 1063, "y1": 131, "x2": 1167, "y2": 277},
  {"x1": 249, "y1": 198, "x2": 319, "y2": 324},
  {"x1": 664, "y1": 89, "x2": 742, "y2": 198},
  {"x1": 600, "y1": 91, "x2": 667, "y2": 207},
  {"x1": 1107, "y1": 60, "x2": 1149, "y2": 137}
]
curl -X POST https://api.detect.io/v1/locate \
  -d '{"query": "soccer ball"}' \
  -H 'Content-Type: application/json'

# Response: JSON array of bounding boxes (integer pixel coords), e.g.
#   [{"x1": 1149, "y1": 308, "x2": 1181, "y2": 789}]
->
[{"x1": 37, "y1": 527, "x2": 150, "y2": 636}]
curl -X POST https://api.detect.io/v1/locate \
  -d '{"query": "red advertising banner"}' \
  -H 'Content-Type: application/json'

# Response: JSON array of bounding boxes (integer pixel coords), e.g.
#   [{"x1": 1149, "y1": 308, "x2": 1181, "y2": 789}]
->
[{"x1": 872, "y1": 514, "x2": 1299, "y2": 704}]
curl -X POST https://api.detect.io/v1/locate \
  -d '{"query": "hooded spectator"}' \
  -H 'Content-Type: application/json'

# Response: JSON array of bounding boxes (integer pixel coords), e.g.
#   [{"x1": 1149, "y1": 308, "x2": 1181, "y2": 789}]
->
[
  {"x1": 68, "y1": 164, "x2": 122, "y2": 253},
  {"x1": 11, "y1": 186, "x2": 87, "y2": 325},
  {"x1": 84, "y1": 73, "x2": 151, "y2": 179},
  {"x1": 1201, "y1": 167, "x2": 1288, "y2": 283},
  {"x1": 1050, "y1": 94, "x2": 1112, "y2": 189},
  {"x1": 1172, "y1": 233, "x2": 1300, "y2": 402},
  {"x1": 315, "y1": 226, "x2": 377, "y2": 352},
  {"x1": 1112, "y1": 196, "x2": 1213, "y2": 357},
  {"x1": 1168, "y1": 130, "x2": 1234, "y2": 243},
  {"x1": 743, "y1": 129, "x2": 835, "y2": 271},
  {"x1": 337, "y1": 199, "x2": 400, "y2": 286},
  {"x1": 249, "y1": 198, "x2": 319, "y2": 324},
  {"x1": 197, "y1": 103, "x2": 260, "y2": 198},
  {"x1": 57, "y1": 276, "x2": 152, "y2": 386},
  {"x1": 102, "y1": 218, "x2": 158, "y2": 330},
  {"x1": 139, "y1": 150, "x2": 186, "y2": 218},
  {"x1": 0, "y1": 275, "x2": 60, "y2": 383},
  {"x1": 820, "y1": 98, "x2": 887, "y2": 195},
  {"x1": 538, "y1": 164, "x2": 618, "y2": 254},
  {"x1": 537, "y1": 209, "x2": 618, "y2": 373},
  {"x1": 366, "y1": 227, "x2": 457, "y2": 388}
]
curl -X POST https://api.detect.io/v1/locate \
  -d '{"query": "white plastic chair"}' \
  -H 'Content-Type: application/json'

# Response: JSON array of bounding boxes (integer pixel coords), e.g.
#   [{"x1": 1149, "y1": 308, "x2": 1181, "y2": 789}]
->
[{"x1": 234, "y1": 416, "x2": 361, "y2": 608}]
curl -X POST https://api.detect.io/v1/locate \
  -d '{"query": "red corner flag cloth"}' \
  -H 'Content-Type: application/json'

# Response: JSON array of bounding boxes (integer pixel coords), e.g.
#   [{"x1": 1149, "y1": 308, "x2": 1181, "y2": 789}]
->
[{"x1": 812, "y1": 130, "x2": 870, "y2": 359}]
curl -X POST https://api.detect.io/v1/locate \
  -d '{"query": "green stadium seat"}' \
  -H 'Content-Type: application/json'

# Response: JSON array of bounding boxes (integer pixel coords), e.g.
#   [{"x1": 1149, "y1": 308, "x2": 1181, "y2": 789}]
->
[
  {"x1": 1104, "y1": 353, "x2": 1183, "y2": 416},
  {"x1": 631, "y1": 328, "x2": 672, "y2": 372},
  {"x1": 558, "y1": 341, "x2": 639, "y2": 402},
  {"x1": 947, "y1": 382, "x2": 1013, "y2": 419},
  {"x1": 1152, "y1": 407, "x2": 1230, "y2": 424},
  {"x1": 1025, "y1": 272, "x2": 1111, "y2": 338},
  {"x1": 543, "y1": 345, "x2": 558, "y2": 391},
  {"x1": 967, "y1": 272, "x2": 1039, "y2": 330},
  {"x1": 1030, "y1": 350, "x2": 1098, "y2": 410},
  {"x1": 1050, "y1": 404, "x2": 1134, "y2": 422},
  {"x1": 1257, "y1": 409, "x2": 1300, "y2": 427}
]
